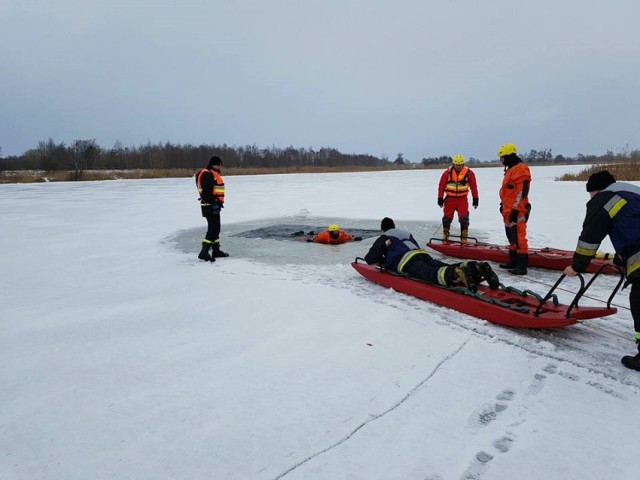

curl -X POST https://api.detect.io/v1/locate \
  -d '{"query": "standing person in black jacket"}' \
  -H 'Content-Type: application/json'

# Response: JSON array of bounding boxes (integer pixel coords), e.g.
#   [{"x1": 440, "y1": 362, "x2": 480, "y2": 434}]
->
[
  {"x1": 563, "y1": 171, "x2": 640, "y2": 371},
  {"x1": 195, "y1": 156, "x2": 229, "y2": 262},
  {"x1": 364, "y1": 217, "x2": 499, "y2": 291}
]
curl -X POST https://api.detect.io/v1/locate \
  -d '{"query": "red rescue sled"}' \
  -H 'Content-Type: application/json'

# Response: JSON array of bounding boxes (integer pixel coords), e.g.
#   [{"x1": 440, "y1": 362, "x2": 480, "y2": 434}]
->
[
  {"x1": 352, "y1": 259, "x2": 619, "y2": 329},
  {"x1": 427, "y1": 238, "x2": 617, "y2": 274}
]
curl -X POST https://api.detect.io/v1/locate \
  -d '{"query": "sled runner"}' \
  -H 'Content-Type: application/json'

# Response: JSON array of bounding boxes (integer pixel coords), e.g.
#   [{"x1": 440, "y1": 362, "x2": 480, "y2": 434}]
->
[
  {"x1": 427, "y1": 237, "x2": 617, "y2": 274},
  {"x1": 352, "y1": 258, "x2": 620, "y2": 329}
]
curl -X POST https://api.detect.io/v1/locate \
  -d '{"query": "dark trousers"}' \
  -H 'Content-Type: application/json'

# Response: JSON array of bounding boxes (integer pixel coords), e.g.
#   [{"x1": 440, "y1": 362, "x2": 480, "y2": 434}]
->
[
  {"x1": 630, "y1": 280, "x2": 640, "y2": 335},
  {"x1": 403, "y1": 253, "x2": 449, "y2": 284},
  {"x1": 202, "y1": 206, "x2": 221, "y2": 244}
]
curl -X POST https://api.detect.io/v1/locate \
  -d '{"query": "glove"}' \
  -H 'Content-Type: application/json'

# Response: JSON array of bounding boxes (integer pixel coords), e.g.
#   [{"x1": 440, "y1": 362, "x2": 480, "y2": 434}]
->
[
  {"x1": 472, "y1": 198, "x2": 479, "y2": 208},
  {"x1": 437, "y1": 197, "x2": 444, "y2": 207},
  {"x1": 353, "y1": 236, "x2": 363, "y2": 241},
  {"x1": 499, "y1": 202, "x2": 503, "y2": 213},
  {"x1": 509, "y1": 210, "x2": 518, "y2": 223}
]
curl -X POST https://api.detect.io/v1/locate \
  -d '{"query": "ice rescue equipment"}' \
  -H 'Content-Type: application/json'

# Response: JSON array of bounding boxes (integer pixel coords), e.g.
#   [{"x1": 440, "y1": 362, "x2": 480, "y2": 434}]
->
[
  {"x1": 352, "y1": 258, "x2": 619, "y2": 329},
  {"x1": 427, "y1": 237, "x2": 617, "y2": 274}
]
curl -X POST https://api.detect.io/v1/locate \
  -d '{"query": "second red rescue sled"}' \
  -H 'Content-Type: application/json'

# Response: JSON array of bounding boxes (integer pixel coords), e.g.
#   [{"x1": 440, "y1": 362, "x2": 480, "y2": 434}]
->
[{"x1": 427, "y1": 238, "x2": 617, "y2": 274}]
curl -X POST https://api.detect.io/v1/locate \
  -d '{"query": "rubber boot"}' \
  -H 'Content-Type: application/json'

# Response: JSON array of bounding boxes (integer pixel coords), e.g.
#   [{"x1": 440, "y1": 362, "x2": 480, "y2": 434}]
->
[
  {"x1": 198, "y1": 243, "x2": 215, "y2": 262},
  {"x1": 509, "y1": 254, "x2": 528, "y2": 275},
  {"x1": 461, "y1": 228, "x2": 468, "y2": 244},
  {"x1": 443, "y1": 227, "x2": 450, "y2": 241},
  {"x1": 499, "y1": 250, "x2": 517, "y2": 269},
  {"x1": 476, "y1": 262, "x2": 500, "y2": 289},
  {"x1": 621, "y1": 341, "x2": 640, "y2": 371},
  {"x1": 212, "y1": 244, "x2": 230, "y2": 258}
]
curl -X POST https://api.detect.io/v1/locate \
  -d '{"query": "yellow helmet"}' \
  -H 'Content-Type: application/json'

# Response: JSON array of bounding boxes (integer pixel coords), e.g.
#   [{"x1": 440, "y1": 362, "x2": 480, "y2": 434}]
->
[
  {"x1": 497, "y1": 143, "x2": 518, "y2": 157},
  {"x1": 452, "y1": 154, "x2": 465, "y2": 165},
  {"x1": 328, "y1": 224, "x2": 340, "y2": 232}
]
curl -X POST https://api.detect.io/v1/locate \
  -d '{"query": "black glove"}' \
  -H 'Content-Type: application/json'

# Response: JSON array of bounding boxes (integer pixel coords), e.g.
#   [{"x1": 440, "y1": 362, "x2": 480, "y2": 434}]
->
[
  {"x1": 509, "y1": 210, "x2": 518, "y2": 223},
  {"x1": 354, "y1": 236, "x2": 363, "y2": 241},
  {"x1": 472, "y1": 198, "x2": 479, "y2": 208},
  {"x1": 437, "y1": 197, "x2": 444, "y2": 207},
  {"x1": 499, "y1": 202, "x2": 503, "y2": 213}
]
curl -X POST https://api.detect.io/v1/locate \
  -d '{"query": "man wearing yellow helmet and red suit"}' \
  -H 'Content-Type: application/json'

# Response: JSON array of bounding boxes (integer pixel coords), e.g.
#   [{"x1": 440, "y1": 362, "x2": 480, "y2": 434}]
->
[
  {"x1": 498, "y1": 143, "x2": 532, "y2": 275},
  {"x1": 437, "y1": 154, "x2": 479, "y2": 243}
]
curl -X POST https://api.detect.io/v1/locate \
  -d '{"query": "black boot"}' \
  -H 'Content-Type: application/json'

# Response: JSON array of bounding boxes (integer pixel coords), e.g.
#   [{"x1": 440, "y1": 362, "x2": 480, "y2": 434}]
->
[
  {"x1": 622, "y1": 353, "x2": 640, "y2": 371},
  {"x1": 621, "y1": 341, "x2": 640, "y2": 371},
  {"x1": 212, "y1": 244, "x2": 230, "y2": 258},
  {"x1": 476, "y1": 262, "x2": 500, "y2": 289},
  {"x1": 499, "y1": 250, "x2": 517, "y2": 269},
  {"x1": 509, "y1": 254, "x2": 528, "y2": 275},
  {"x1": 198, "y1": 243, "x2": 215, "y2": 262}
]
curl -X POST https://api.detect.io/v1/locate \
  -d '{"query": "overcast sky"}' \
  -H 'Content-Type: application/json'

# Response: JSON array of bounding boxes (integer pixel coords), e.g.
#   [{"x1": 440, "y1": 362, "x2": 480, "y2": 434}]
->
[{"x1": 1, "y1": 0, "x2": 639, "y2": 161}]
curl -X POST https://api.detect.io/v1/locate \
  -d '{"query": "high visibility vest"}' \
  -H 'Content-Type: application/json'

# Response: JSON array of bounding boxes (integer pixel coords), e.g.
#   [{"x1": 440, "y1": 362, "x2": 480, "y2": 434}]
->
[
  {"x1": 445, "y1": 166, "x2": 470, "y2": 197},
  {"x1": 196, "y1": 168, "x2": 225, "y2": 205}
]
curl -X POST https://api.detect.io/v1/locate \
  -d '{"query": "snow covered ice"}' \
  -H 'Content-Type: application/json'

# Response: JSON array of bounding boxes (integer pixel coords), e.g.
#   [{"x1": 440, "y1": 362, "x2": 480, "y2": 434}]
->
[{"x1": 1, "y1": 165, "x2": 639, "y2": 480}]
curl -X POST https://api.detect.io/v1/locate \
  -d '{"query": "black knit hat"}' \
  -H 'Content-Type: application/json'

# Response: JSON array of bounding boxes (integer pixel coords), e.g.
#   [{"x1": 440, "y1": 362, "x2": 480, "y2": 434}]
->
[
  {"x1": 208, "y1": 156, "x2": 223, "y2": 168},
  {"x1": 586, "y1": 170, "x2": 616, "y2": 192},
  {"x1": 381, "y1": 217, "x2": 395, "y2": 231}
]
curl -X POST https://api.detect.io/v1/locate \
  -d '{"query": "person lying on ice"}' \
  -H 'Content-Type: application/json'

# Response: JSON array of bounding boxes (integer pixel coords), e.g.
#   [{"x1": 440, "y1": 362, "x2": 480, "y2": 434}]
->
[
  {"x1": 307, "y1": 224, "x2": 362, "y2": 244},
  {"x1": 364, "y1": 217, "x2": 499, "y2": 292}
]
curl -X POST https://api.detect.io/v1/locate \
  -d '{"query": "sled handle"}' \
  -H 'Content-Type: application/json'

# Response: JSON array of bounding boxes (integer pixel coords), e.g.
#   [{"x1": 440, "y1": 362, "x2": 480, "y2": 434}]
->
[
  {"x1": 565, "y1": 264, "x2": 625, "y2": 317},
  {"x1": 427, "y1": 236, "x2": 480, "y2": 246},
  {"x1": 571, "y1": 264, "x2": 625, "y2": 310},
  {"x1": 535, "y1": 273, "x2": 585, "y2": 318}
]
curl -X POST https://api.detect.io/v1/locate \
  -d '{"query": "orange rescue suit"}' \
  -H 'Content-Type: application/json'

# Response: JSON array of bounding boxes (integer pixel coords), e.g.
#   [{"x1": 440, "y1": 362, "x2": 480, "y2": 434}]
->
[
  {"x1": 312, "y1": 230, "x2": 353, "y2": 245},
  {"x1": 499, "y1": 162, "x2": 531, "y2": 253}
]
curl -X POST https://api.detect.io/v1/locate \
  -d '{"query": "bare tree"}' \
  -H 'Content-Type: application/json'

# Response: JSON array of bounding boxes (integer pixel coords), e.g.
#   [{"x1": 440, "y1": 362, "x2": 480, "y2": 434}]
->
[{"x1": 69, "y1": 139, "x2": 99, "y2": 180}]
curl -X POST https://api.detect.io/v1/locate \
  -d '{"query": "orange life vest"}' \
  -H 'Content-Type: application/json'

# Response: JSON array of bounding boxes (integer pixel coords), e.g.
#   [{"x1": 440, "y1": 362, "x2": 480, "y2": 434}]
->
[
  {"x1": 444, "y1": 166, "x2": 470, "y2": 197},
  {"x1": 196, "y1": 168, "x2": 225, "y2": 205}
]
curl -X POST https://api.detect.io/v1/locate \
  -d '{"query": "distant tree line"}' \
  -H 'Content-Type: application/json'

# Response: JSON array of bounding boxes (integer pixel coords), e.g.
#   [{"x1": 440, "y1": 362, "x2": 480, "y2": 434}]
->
[
  {"x1": 1, "y1": 140, "x2": 639, "y2": 178},
  {"x1": 0, "y1": 139, "x2": 389, "y2": 176},
  {"x1": 421, "y1": 148, "x2": 640, "y2": 166}
]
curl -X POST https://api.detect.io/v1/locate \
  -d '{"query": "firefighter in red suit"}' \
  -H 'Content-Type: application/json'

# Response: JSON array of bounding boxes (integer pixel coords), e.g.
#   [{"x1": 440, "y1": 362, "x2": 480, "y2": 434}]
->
[{"x1": 437, "y1": 154, "x2": 479, "y2": 243}]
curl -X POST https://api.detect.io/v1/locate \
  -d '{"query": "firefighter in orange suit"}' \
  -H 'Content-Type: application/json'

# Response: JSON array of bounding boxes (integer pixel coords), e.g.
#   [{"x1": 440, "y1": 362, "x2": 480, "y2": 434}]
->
[
  {"x1": 437, "y1": 154, "x2": 479, "y2": 243},
  {"x1": 497, "y1": 143, "x2": 531, "y2": 275},
  {"x1": 196, "y1": 156, "x2": 228, "y2": 261},
  {"x1": 307, "y1": 224, "x2": 362, "y2": 244}
]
